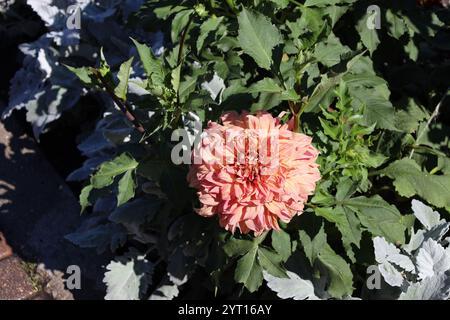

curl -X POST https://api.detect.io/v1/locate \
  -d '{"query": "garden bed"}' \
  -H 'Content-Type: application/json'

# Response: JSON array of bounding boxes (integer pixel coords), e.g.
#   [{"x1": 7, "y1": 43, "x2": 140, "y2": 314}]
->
[{"x1": 1, "y1": 0, "x2": 450, "y2": 301}]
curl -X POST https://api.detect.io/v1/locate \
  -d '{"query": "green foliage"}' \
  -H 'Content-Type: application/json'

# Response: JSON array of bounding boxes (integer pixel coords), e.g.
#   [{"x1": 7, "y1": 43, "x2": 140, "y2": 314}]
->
[
  {"x1": 224, "y1": 234, "x2": 287, "y2": 292},
  {"x1": 237, "y1": 7, "x2": 282, "y2": 70},
  {"x1": 115, "y1": 58, "x2": 134, "y2": 101},
  {"x1": 317, "y1": 81, "x2": 387, "y2": 189},
  {"x1": 383, "y1": 158, "x2": 450, "y2": 210},
  {"x1": 299, "y1": 226, "x2": 354, "y2": 298},
  {"x1": 61, "y1": 0, "x2": 450, "y2": 300}
]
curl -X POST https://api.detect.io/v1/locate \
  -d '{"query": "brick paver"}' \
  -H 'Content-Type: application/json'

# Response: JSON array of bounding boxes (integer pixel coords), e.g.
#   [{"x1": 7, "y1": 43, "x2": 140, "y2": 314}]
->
[
  {"x1": 0, "y1": 256, "x2": 40, "y2": 300},
  {"x1": 0, "y1": 232, "x2": 12, "y2": 260},
  {"x1": 0, "y1": 232, "x2": 45, "y2": 300}
]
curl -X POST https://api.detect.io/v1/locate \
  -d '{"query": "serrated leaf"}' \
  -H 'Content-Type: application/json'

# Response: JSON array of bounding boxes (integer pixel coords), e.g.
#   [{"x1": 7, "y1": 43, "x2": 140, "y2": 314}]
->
[
  {"x1": 91, "y1": 153, "x2": 138, "y2": 189},
  {"x1": 257, "y1": 247, "x2": 287, "y2": 278},
  {"x1": 117, "y1": 170, "x2": 135, "y2": 207},
  {"x1": 298, "y1": 228, "x2": 326, "y2": 265},
  {"x1": 223, "y1": 238, "x2": 255, "y2": 257},
  {"x1": 110, "y1": 197, "x2": 161, "y2": 226},
  {"x1": 197, "y1": 16, "x2": 224, "y2": 53},
  {"x1": 319, "y1": 118, "x2": 339, "y2": 139},
  {"x1": 171, "y1": 9, "x2": 193, "y2": 43},
  {"x1": 378, "y1": 261, "x2": 404, "y2": 287},
  {"x1": 425, "y1": 222, "x2": 450, "y2": 243},
  {"x1": 349, "y1": 86, "x2": 397, "y2": 131},
  {"x1": 314, "y1": 206, "x2": 361, "y2": 262},
  {"x1": 373, "y1": 236, "x2": 402, "y2": 264},
  {"x1": 280, "y1": 89, "x2": 300, "y2": 101},
  {"x1": 342, "y1": 72, "x2": 386, "y2": 87},
  {"x1": 272, "y1": 230, "x2": 291, "y2": 262},
  {"x1": 394, "y1": 99, "x2": 428, "y2": 134},
  {"x1": 304, "y1": 0, "x2": 355, "y2": 6},
  {"x1": 249, "y1": 78, "x2": 283, "y2": 94},
  {"x1": 79, "y1": 185, "x2": 93, "y2": 213},
  {"x1": 264, "y1": 271, "x2": 317, "y2": 300},
  {"x1": 382, "y1": 158, "x2": 450, "y2": 209},
  {"x1": 321, "y1": 5, "x2": 349, "y2": 26},
  {"x1": 234, "y1": 246, "x2": 263, "y2": 292},
  {"x1": 65, "y1": 65, "x2": 95, "y2": 86},
  {"x1": 373, "y1": 237, "x2": 415, "y2": 272},
  {"x1": 99, "y1": 48, "x2": 111, "y2": 78},
  {"x1": 305, "y1": 51, "x2": 364, "y2": 113},
  {"x1": 114, "y1": 57, "x2": 134, "y2": 101},
  {"x1": 386, "y1": 9, "x2": 407, "y2": 40},
  {"x1": 237, "y1": 8, "x2": 282, "y2": 70},
  {"x1": 411, "y1": 199, "x2": 441, "y2": 230},
  {"x1": 344, "y1": 195, "x2": 407, "y2": 244},
  {"x1": 104, "y1": 250, "x2": 154, "y2": 300},
  {"x1": 131, "y1": 38, "x2": 165, "y2": 86},
  {"x1": 416, "y1": 239, "x2": 450, "y2": 280},
  {"x1": 65, "y1": 222, "x2": 126, "y2": 254},
  {"x1": 313, "y1": 32, "x2": 350, "y2": 67},
  {"x1": 399, "y1": 274, "x2": 450, "y2": 300},
  {"x1": 299, "y1": 227, "x2": 353, "y2": 298},
  {"x1": 171, "y1": 64, "x2": 181, "y2": 93},
  {"x1": 149, "y1": 277, "x2": 179, "y2": 300},
  {"x1": 317, "y1": 245, "x2": 353, "y2": 298},
  {"x1": 356, "y1": 13, "x2": 380, "y2": 54}
]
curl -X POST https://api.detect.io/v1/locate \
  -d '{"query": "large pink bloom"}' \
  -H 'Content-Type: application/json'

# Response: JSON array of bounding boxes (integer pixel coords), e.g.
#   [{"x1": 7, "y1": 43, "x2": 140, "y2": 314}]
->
[{"x1": 187, "y1": 111, "x2": 320, "y2": 235}]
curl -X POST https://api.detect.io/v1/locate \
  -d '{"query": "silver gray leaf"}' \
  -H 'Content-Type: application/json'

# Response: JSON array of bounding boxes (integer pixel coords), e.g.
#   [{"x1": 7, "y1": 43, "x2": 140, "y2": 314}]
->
[
  {"x1": 201, "y1": 73, "x2": 225, "y2": 103},
  {"x1": 104, "y1": 249, "x2": 154, "y2": 300},
  {"x1": 374, "y1": 236, "x2": 400, "y2": 264},
  {"x1": 399, "y1": 273, "x2": 450, "y2": 300},
  {"x1": 378, "y1": 262, "x2": 404, "y2": 287},
  {"x1": 404, "y1": 228, "x2": 425, "y2": 254},
  {"x1": 424, "y1": 221, "x2": 450, "y2": 243},
  {"x1": 149, "y1": 276, "x2": 180, "y2": 300},
  {"x1": 416, "y1": 239, "x2": 450, "y2": 280},
  {"x1": 373, "y1": 237, "x2": 415, "y2": 272},
  {"x1": 263, "y1": 271, "x2": 318, "y2": 300},
  {"x1": 411, "y1": 199, "x2": 441, "y2": 230}
]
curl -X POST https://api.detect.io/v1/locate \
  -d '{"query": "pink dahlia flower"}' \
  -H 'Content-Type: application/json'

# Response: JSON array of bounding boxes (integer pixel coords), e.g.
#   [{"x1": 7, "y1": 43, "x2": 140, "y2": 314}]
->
[{"x1": 187, "y1": 111, "x2": 321, "y2": 235}]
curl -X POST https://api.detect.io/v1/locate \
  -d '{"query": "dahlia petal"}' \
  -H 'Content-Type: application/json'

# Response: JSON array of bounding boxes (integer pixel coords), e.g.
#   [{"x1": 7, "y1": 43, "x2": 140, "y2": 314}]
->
[
  {"x1": 196, "y1": 205, "x2": 216, "y2": 217},
  {"x1": 187, "y1": 111, "x2": 321, "y2": 235}
]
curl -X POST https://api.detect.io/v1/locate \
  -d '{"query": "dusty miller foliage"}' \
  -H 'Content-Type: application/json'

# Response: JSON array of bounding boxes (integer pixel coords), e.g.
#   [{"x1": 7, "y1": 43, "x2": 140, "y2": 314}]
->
[{"x1": 5, "y1": 0, "x2": 450, "y2": 299}]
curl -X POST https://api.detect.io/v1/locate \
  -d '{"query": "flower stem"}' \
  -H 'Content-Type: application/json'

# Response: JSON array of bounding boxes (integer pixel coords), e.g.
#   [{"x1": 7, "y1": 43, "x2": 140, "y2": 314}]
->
[
  {"x1": 294, "y1": 112, "x2": 301, "y2": 133},
  {"x1": 288, "y1": 0, "x2": 305, "y2": 8},
  {"x1": 92, "y1": 69, "x2": 145, "y2": 133},
  {"x1": 225, "y1": 0, "x2": 239, "y2": 14},
  {"x1": 409, "y1": 86, "x2": 449, "y2": 159},
  {"x1": 177, "y1": 14, "x2": 194, "y2": 66}
]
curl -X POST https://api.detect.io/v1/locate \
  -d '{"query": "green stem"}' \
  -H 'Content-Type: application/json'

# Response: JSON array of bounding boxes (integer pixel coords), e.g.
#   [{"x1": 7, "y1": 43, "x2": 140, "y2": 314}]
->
[
  {"x1": 368, "y1": 169, "x2": 383, "y2": 177},
  {"x1": 429, "y1": 166, "x2": 440, "y2": 175},
  {"x1": 225, "y1": 0, "x2": 239, "y2": 14},
  {"x1": 272, "y1": 66, "x2": 303, "y2": 131},
  {"x1": 409, "y1": 86, "x2": 449, "y2": 159},
  {"x1": 305, "y1": 202, "x2": 317, "y2": 209},
  {"x1": 173, "y1": 14, "x2": 194, "y2": 113},
  {"x1": 375, "y1": 130, "x2": 385, "y2": 153},
  {"x1": 92, "y1": 69, "x2": 145, "y2": 133},
  {"x1": 288, "y1": 0, "x2": 305, "y2": 8},
  {"x1": 294, "y1": 112, "x2": 301, "y2": 133},
  {"x1": 177, "y1": 14, "x2": 194, "y2": 66}
]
